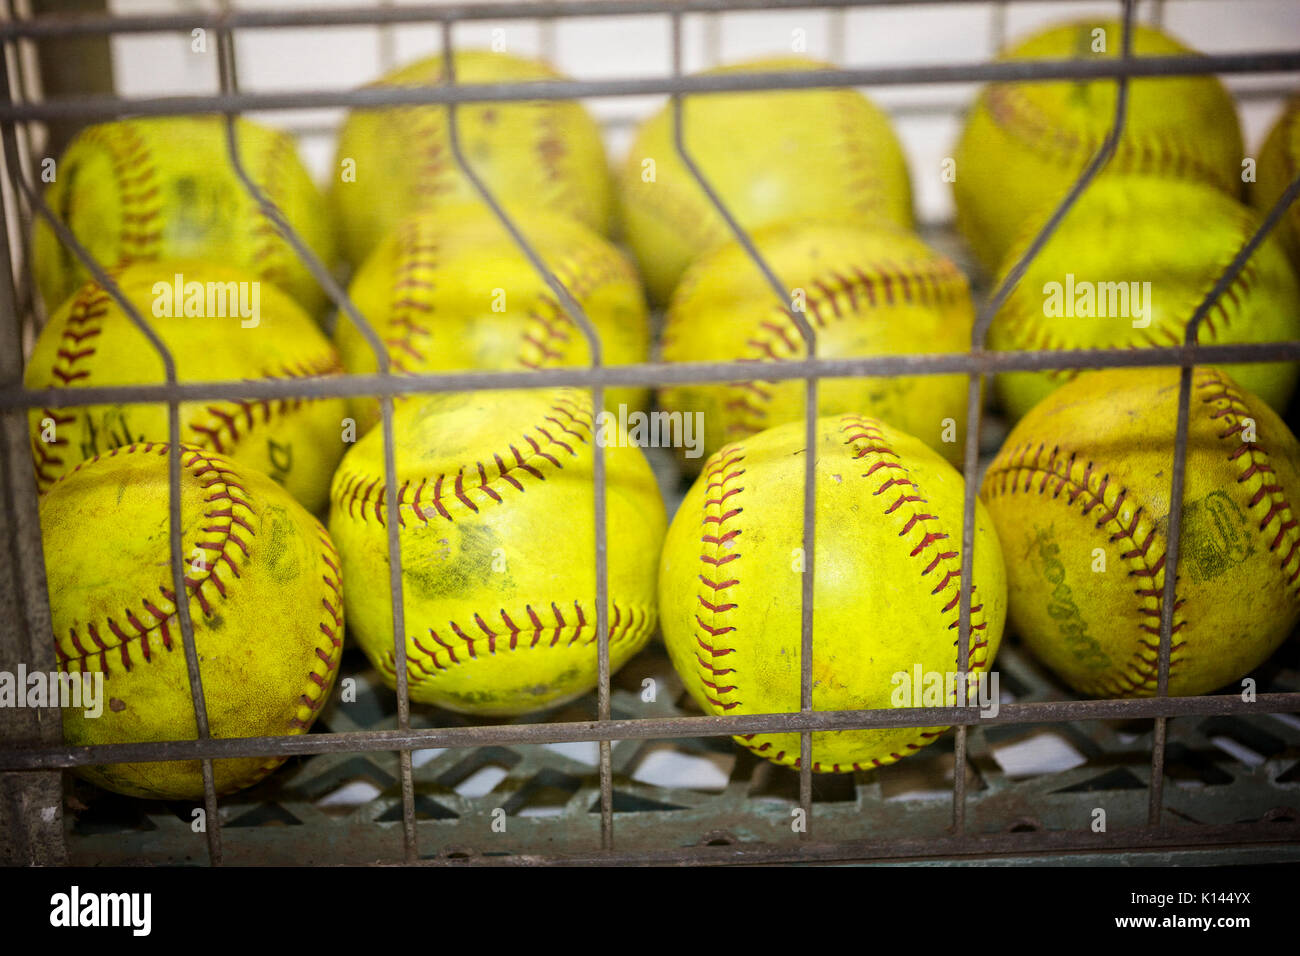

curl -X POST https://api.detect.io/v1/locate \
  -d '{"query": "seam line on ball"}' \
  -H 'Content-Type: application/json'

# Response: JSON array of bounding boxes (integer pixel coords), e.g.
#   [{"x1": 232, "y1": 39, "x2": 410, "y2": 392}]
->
[
  {"x1": 1195, "y1": 368, "x2": 1300, "y2": 592},
  {"x1": 35, "y1": 274, "x2": 343, "y2": 490},
  {"x1": 831, "y1": 416, "x2": 988, "y2": 772},
  {"x1": 692, "y1": 447, "x2": 746, "y2": 716},
  {"x1": 670, "y1": 256, "x2": 967, "y2": 443},
  {"x1": 984, "y1": 83, "x2": 1232, "y2": 190},
  {"x1": 384, "y1": 217, "x2": 441, "y2": 375},
  {"x1": 997, "y1": 226, "x2": 1261, "y2": 369},
  {"x1": 840, "y1": 416, "x2": 990, "y2": 672},
  {"x1": 35, "y1": 280, "x2": 118, "y2": 486},
  {"x1": 86, "y1": 121, "x2": 165, "y2": 263},
  {"x1": 518, "y1": 246, "x2": 635, "y2": 372},
  {"x1": 387, "y1": 601, "x2": 651, "y2": 686},
  {"x1": 184, "y1": 352, "x2": 344, "y2": 458},
  {"x1": 330, "y1": 394, "x2": 593, "y2": 526},
  {"x1": 245, "y1": 129, "x2": 298, "y2": 287},
  {"x1": 982, "y1": 441, "x2": 1185, "y2": 697},
  {"x1": 534, "y1": 99, "x2": 582, "y2": 217},
  {"x1": 290, "y1": 527, "x2": 345, "y2": 732},
  {"x1": 53, "y1": 445, "x2": 255, "y2": 676}
]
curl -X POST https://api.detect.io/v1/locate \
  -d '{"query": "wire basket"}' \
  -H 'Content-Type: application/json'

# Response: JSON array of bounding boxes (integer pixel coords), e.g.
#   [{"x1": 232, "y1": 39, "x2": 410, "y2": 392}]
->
[{"x1": 1, "y1": 0, "x2": 1299, "y2": 866}]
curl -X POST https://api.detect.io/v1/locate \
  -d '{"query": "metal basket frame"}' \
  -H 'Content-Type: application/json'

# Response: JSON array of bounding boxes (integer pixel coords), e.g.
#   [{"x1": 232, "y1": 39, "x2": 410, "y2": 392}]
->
[{"x1": 1, "y1": 0, "x2": 1299, "y2": 866}]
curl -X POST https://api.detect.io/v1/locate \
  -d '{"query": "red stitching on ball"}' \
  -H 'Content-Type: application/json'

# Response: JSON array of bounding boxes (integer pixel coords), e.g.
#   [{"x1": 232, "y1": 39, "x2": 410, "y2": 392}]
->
[
  {"x1": 55, "y1": 445, "x2": 254, "y2": 678},
  {"x1": 841, "y1": 416, "x2": 991, "y2": 692},
  {"x1": 980, "y1": 371, "x2": 1291, "y2": 695},
  {"x1": 385, "y1": 600, "x2": 648, "y2": 682},
  {"x1": 332, "y1": 398, "x2": 594, "y2": 527}
]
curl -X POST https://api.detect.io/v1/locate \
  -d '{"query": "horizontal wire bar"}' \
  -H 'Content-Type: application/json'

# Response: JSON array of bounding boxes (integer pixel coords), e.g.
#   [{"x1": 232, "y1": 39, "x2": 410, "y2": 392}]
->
[
  {"x1": 0, "y1": 0, "x2": 1232, "y2": 38},
  {"x1": 6, "y1": 340, "x2": 1299, "y2": 411},
  {"x1": 414, "y1": 821, "x2": 1300, "y2": 866},
  {"x1": 3, "y1": 692, "x2": 1298, "y2": 771},
  {"x1": 4, "y1": 51, "x2": 1299, "y2": 123},
  {"x1": 269, "y1": 83, "x2": 1300, "y2": 143}
]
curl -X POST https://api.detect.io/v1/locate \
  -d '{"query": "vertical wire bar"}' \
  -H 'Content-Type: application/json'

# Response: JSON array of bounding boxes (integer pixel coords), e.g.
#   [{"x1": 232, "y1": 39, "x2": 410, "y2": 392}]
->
[
  {"x1": 0, "y1": 66, "x2": 225, "y2": 867},
  {"x1": 212, "y1": 26, "x2": 419, "y2": 862},
  {"x1": 437, "y1": 23, "x2": 615, "y2": 850},
  {"x1": 1147, "y1": 168, "x2": 1300, "y2": 825},
  {"x1": 956, "y1": 0, "x2": 1135, "y2": 835},
  {"x1": 2, "y1": 0, "x2": 40, "y2": 335},
  {"x1": 667, "y1": 10, "x2": 819, "y2": 834},
  {"x1": 0, "y1": 33, "x2": 64, "y2": 864}
]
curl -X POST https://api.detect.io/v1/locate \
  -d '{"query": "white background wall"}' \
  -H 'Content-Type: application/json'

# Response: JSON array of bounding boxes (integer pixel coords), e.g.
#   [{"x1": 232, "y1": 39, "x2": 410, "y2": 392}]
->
[{"x1": 105, "y1": 0, "x2": 1300, "y2": 226}]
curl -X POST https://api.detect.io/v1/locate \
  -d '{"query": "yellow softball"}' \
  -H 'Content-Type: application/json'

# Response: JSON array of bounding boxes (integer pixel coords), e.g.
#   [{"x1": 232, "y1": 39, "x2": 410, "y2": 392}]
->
[
  {"x1": 660, "y1": 220, "x2": 973, "y2": 470},
  {"x1": 331, "y1": 49, "x2": 614, "y2": 268},
  {"x1": 618, "y1": 55, "x2": 913, "y2": 303},
  {"x1": 659, "y1": 414, "x2": 1007, "y2": 772},
  {"x1": 327, "y1": 388, "x2": 665, "y2": 716},
  {"x1": 981, "y1": 367, "x2": 1300, "y2": 698},
  {"x1": 25, "y1": 259, "x2": 348, "y2": 514},
  {"x1": 989, "y1": 177, "x2": 1300, "y2": 423},
  {"x1": 34, "y1": 115, "x2": 337, "y2": 319},
  {"x1": 42, "y1": 442, "x2": 343, "y2": 799},
  {"x1": 1253, "y1": 94, "x2": 1300, "y2": 271},
  {"x1": 337, "y1": 202, "x2": 650, "y2": 433},
  {"x1": 953, "y1": 19, "x2": 1243, "y2": 273}
]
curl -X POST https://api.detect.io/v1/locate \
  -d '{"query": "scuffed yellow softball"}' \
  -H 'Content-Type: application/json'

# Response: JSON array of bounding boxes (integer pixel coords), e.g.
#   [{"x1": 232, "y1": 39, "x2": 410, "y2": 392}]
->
[
  {"x1": 336, "y1": 202, "x2": 650, "y2": 433},
  {"x1": 981, "y1": 367, "x2": 1300, "y2": 698},
  {"x1": 25, "y1": 259, "x2": 348, "y2": 515},
  {"x1": 659, "y1": 220, "x2": 973, "y2": 470},
  {"x1": 1253, "y1": 94, "x2": 1300, "y2": 271},
  {"x1": 619, "y1": 55, "x2": 913, "y2": 303},
  {"x1": 953, "y1": 19, "x2": 1243, "y2": 273},
  {"x1": 331, "y1": 49, "x2": 613, "y2": 267},
  {"x1": 328, "y1": 388, "x2": 665, "y2": 716},
  {"x1": 42, "y1": 443, "x2": 344, "y2": 799},
  {"x1": 989, "y1": 177, "x2": 1300, "y2": 423},
  {"x1": 34, "y1": 116, "x2": 336, "y2": 319},
  {"x1": 659, "y1": 415, "x2": 1007, "y2": 772}
]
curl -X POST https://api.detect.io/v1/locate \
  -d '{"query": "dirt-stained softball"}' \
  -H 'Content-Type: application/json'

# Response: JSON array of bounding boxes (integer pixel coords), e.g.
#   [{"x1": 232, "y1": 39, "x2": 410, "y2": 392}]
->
[
  {"x1": 1253, "y1": 94, "x2": 1300, "y2": 272},
  {"x1": 336, "y1": 202, "x2": 650, "y2": 434},
  {"x1": 34, "y1": 115, "x2": 337, "y2": 319},
  {"x1": 658, "y1": 414, "x2": 1007, "y2": 772},
  {"x1": 981, "y1": 367, "x2": 1300, "y2": 698},
  {"x1": 42, "y1": 443, "x2": 344, "y2": 799},
  {"x1": 953, "y1": 19, "x2": 1243, "y2": 273},
  {"x1": 618, "y1": 55, "x2": 913, "y2": 303},
  {"x1": 331, "y1": 50, "x2": 613, "y2": 268},
  {"x1": 328, "y1": 388, "x2": 665, "y2": 716},
  {"x1": 25, "y1": 260, "x2": 348, "y2": 515},
  {"x1": 659, "y1": 220, "x2": 974, "y2": 470},
  {"x1": 988, "y1": 177, "x2": 1300, "y2": 423}
]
